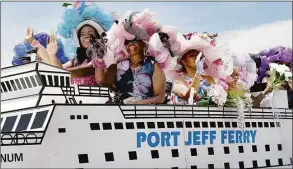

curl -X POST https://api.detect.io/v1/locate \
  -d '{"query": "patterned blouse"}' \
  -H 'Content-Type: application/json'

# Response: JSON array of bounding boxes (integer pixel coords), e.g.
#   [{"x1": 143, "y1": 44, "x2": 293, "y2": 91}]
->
[
  {"x1": 169, "y1": 75, "x2": 211, "y2": 105},
  {"x1": 115, "y1": 57, "x2": 155, "y2": 103},
  {"x1": 71, "y1": 59, "x2": 97, "y2": 86}
]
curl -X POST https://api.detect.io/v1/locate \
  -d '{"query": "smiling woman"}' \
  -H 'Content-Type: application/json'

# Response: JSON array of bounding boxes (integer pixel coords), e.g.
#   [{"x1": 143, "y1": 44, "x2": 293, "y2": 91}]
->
[
  {"x1": 51, "y1": 1, "x2": 114, "y2": 86},
  {"x1": 95, "y1": 9, "x2": 167, "y2": 105},
  {"x1": 23, "y1": 1, "x2": 115, "y2": 86}
]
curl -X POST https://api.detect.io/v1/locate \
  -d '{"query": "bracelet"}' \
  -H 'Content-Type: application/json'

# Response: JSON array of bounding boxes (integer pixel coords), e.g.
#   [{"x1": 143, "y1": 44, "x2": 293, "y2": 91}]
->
[
  {"x1": 96, "y1": 79, "x2": 103, "y2": 84},
  {"x1": 92, "y1": 58, "x2": 106, "y2": 69}
]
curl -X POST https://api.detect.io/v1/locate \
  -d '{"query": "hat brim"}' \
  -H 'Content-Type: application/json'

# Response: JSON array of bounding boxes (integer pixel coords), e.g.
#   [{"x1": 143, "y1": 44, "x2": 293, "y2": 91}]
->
[
  {"x1": 75, "y1": 20, "x2": 106, "y2": 36},
  {"x1": 176, "y1": 47, "x2": 203, "y2": 63}
]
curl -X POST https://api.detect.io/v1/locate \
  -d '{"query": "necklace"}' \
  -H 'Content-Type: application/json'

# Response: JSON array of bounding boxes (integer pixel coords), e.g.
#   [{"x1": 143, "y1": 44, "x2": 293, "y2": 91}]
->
[{"x1": 131, "y1": 65, "x2": 142, "y2": 74}]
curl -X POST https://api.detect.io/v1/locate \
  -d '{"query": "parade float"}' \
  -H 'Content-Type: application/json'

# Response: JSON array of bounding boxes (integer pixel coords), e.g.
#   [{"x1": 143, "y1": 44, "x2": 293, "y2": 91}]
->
[{"x1": 1, "y1": 1, "x2": 292, "y2": 169}]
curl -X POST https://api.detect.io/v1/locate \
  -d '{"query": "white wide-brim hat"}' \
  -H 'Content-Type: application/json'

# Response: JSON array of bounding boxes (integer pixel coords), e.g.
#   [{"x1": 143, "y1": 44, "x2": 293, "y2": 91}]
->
[{"x1": 72, "y1": 20, "x2": 106, "y2": 47}]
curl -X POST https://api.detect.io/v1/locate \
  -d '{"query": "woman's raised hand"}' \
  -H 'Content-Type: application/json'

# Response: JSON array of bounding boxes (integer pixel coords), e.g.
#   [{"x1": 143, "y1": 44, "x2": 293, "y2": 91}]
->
[
  {"x1": 25, "y1": 26, "x2": 35, "y2": 44},
  {"x1": 47, "y1": 31, "x2": 58, "y2": 57}
]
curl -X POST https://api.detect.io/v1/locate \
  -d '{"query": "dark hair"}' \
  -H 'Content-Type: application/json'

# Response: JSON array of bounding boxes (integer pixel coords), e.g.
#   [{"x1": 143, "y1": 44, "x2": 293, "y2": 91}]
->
[{"x1": 74, "y1": 24, "x2": 100, "y2": 66}]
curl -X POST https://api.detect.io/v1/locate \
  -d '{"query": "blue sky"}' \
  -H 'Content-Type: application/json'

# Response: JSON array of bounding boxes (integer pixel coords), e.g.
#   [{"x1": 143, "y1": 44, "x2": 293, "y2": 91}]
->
[{"x1": 1, "y1": 1, "x2": 292, "y2": 67}]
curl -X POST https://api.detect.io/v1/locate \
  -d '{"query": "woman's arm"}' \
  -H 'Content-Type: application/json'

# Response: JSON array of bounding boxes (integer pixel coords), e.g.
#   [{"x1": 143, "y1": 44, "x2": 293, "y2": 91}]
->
[
  {"x1": 25, "y1": 27, "x2": 51, "y2": 64},
  {"x1": 133, "y1": 63, "x2": 166, "y2": 104},
  {"x1": 32, "y1": 42, "x2": 52, "y2": 64},
  {"x1": 172, "y1": 75, "x2": 202, "y2": 101},
  {"x1": 63, "y1": 61, "x2": 73, "y2": 69},
  {"x1": 35, "y1": 40, "x2": 72, "y2": 69},
  {"x1": 262, "y1": 83, "x2": 273, "y2": 96},
  {"x1": 172, "y1": 76, "x2": 189, "y2": 99},
  {"x1": 46, "y1": 33, "x2": 65, "y2": 69},
  {"x1": 94, "y1": 58, "x2": 117, "y2": 86}
]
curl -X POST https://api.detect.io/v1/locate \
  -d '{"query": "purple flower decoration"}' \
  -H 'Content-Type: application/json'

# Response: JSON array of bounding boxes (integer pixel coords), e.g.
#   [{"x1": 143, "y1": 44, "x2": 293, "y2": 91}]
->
[{"x1": 257, "y1": 46, "x2": 292, "y2": 83}]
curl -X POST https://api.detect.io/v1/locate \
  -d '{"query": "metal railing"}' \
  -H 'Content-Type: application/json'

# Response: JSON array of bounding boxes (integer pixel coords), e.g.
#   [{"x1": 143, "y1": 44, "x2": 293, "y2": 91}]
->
[
  {"x1": 119, "y1": 105, "x2": 293, "y2": 119},
  {"x1": 1, "y1": 131, "x2": 44, "y2": 146},
  {"x1": 77, "y1": 85, "x2": 109, "y2": 97},
  {"x1": 61, "y1": 86, "x2": 75, "y2": 95}
]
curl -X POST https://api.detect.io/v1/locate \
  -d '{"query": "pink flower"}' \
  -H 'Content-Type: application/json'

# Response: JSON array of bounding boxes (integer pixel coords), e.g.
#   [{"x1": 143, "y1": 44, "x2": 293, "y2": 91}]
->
[
  {"x1": 73, "y1": 1, "x2": 92, "y2": 9},
  {"x1": 218, "y1": 80, "x2": 229, "y2": 91}
]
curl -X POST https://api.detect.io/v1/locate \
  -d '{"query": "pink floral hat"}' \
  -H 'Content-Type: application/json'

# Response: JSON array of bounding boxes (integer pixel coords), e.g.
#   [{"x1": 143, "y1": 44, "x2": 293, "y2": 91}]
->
[
  {"x1": 175, "y1": 32, "x2": 234, "y2": 79},
  {"x1": 146, "y1": 26, "x2": 182, "y2": 78},
  {"x1": 103, "y1": 9, "x2": 161, "y2": 68}
]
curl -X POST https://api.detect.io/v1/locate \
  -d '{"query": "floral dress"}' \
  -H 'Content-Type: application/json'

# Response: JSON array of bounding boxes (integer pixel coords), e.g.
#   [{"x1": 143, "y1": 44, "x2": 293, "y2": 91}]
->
[
  {"x1": 71, "y1": 59, "x2": 97, "y2": 86},
  {"x1": 170, "y1": 75, "x2": 211, "y2": 105},
  {"x1": 114, "y1": 57, "x2": 155, "y2": 103}
]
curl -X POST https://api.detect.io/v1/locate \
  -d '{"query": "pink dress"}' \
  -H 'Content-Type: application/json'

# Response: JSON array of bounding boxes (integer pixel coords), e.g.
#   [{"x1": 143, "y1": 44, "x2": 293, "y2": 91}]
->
[{"x1": 71, "y1": 59, "x2": 97, "y2": 86}]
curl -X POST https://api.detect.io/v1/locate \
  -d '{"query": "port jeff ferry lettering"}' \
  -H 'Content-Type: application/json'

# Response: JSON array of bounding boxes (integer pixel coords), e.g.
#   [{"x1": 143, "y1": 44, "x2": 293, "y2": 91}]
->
[{"x1": 137, "y1": 130, "x2": 257, "y2": 148}]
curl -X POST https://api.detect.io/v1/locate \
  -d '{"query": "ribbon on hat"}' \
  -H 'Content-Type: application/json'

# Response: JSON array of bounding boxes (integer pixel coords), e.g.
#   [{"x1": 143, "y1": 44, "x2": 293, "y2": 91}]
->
[{"x1": 74, "y1": 0, "x2": 92, "y2": 14}]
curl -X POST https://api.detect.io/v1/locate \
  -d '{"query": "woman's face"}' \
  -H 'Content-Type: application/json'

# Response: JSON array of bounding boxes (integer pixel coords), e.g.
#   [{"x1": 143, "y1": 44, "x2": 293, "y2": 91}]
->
[
  {"x1": 79, "y1": 25, "x2": 96, "y2": 48},
  {"x1": 125, "y1": 39, "x2": 145, "y2": 56},
  {"x1": 182, "y1": 50, "x2": 200, "y2": 70}
]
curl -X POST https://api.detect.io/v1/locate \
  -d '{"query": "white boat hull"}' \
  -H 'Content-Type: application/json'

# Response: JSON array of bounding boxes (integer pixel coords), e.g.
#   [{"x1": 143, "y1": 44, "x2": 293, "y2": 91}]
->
[{"x1": 1, "y1": 105, "x2": 292, "y2": 168}]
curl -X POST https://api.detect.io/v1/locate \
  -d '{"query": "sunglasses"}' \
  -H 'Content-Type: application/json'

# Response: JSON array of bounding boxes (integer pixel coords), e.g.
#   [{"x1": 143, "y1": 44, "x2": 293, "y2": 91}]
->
[{"x1": 124, "y1": 38, "x2": 140, "y2": 46}]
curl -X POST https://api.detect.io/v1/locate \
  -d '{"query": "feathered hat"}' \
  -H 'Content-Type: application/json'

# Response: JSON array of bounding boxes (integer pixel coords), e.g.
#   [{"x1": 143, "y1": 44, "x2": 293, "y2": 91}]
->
[
  {"x1": 146, "y1": 25, "x2": 182, "y2": 79},
  {"x1": 231, "y1": 52, "x2": 258, "y2": 90},
  {"x1": 57, "y1": 0, "x2": 114, "y2": 58},
  {"x1": 175, "y1": 32, "x2": 234, "y2": 79},
  {"x1": 104, "y1": 8, "x2": 162, "y2": 68},
  {"x1": 12, "y1": 32, "x2": 69, "y2": 66}
]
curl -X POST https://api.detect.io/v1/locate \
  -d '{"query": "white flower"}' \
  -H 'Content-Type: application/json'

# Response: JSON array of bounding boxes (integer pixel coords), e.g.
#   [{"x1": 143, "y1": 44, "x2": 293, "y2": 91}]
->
[
  {"x1": 280, "y1": 64, "x2": 290, "y2": 72},
  {"x1": 274, "y1": 64, "x2": 290, "y2": 76},
  {"x1": 244, "y1": 92, "x2": 251, "y2": 99},
  {"x1": 285, "y1": 71, "x2": 292, "y2": 81},
  {"x1": 207, "y1": 84, "x2": 227, "y2": 106},
  {"x1": 276, "y1": 67, "x2": 285, "y2": 76},
  {"x1": 243, "y1": 92, "x2": 253, "y2": 107},
  {"x1": 276, "y1": 66, "x2": 286, "y2": 76},
  {"x1": 269, "y1": 63, "x2": 279, "y2": 70}
]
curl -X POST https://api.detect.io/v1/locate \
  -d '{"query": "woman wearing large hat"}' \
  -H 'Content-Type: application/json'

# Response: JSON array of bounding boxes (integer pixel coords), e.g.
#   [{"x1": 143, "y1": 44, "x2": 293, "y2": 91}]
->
[
  {"x1": 95, "y1": 9, "x2": 171, "y2": 104},
  {"x1": 25, "y1": 1, "x2": 114, "y2": 86},
  {"x1": 170, "y1": 32, "x2": 234, "y2": 105}
]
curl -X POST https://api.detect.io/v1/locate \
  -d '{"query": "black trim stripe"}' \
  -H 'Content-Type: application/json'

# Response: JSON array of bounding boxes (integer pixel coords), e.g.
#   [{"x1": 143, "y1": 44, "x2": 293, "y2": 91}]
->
[
  {"x1": 1, "y1": 93, "x2": 40, "y2": 102},
  {"x1": 40, "y1": 105, "x2": 56, "y2": 144},
  {"x1": 1, "y1": 61, "x2": 37, "y2": 70},
  {"x1": 38, "y1": 71, "x2": 70, "y2": 75},
  {"x1": 1, "y1": 70, "x2": 36, "y2": 79},
  {"x1": 37, "y1": 62, "x2": 69, "y2": 72},
  {"x1": 1, "y1": 104, "x2": 292, "y2": 121}
]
